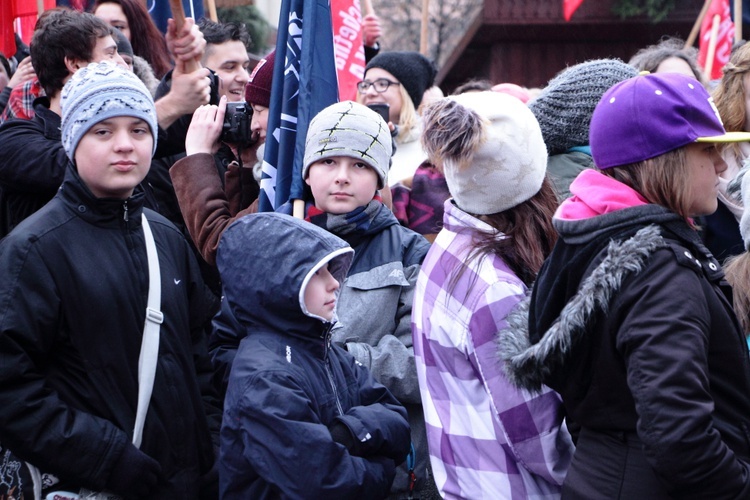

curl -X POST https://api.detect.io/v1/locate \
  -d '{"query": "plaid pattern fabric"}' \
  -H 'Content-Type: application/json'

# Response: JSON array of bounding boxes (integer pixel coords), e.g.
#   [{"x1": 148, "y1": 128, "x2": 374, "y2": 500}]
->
[
  {"x1": 412, "y1": 201, "x2": 573, "y2": 499},
  {"x1": 0, "y1": 78, "x2": 44, "y2": 124}
]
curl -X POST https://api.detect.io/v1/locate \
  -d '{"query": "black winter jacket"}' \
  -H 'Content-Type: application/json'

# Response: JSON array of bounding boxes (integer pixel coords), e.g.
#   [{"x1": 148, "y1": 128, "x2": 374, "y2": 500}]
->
[
  {"x1": 0, "y1": 165, "x2": 221, "y2": 498},
  {"x1": 501, "y1": 204, "x2": 750, "y2": 499},
  {"x1": 217, "y1": 213, "x2": 411, "y2": 499}
]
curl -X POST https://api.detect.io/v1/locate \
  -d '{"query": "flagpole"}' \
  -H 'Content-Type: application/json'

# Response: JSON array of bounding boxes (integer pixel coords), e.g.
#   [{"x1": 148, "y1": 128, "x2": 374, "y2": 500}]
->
[
  {"x1": 362, "y1": 0, "x2": 374, "y2": 16},
  {"x1": 420, "y1": 0, "x2": 429, "y2": 55},
  {"x1": 705, "y1": 13, "x2": 721, "y2": 77},
  {"x1": 168, "y1": 0, "x2": 200, "y2": 72},
  {"x1": 207, "y1": 0, "x2": 218, "y2": 22},
  {"x1": 37, "y1": 0, "x2": 44, "y2": 18},
  {"x1": 735, "y1": 0, "x2": 743, "y2": 41},
  {"x1": 685, "y1": 0, "x2": 714, "y2": 48}
]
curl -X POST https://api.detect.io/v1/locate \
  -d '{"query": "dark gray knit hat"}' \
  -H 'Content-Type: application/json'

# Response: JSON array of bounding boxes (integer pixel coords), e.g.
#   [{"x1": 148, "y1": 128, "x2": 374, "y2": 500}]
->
[
  {"x1": 365, "y1": 51, "x2": 437, "y2": 109},
  {"x1": 303, "y1": 101, "x2": 392, "y2": 189},
  {"x1": 528, "y1": 59, "x2": 638, "y2": 155}
]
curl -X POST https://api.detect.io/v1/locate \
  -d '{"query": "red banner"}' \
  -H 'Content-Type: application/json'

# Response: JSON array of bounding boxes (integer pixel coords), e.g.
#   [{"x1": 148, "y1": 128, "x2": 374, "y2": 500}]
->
[
  {"x1": 331, "y1": 0, "x2": 365, "y2": 102},
  {"x1": 698, "y1": 0, "x2": 734, "y2": 80},
  {"x1": 563, "y1": 0, "x2": 584, "y2": 21},
  {"x1": 1, "y1": 1, "x2": 16, "y2": 56}
]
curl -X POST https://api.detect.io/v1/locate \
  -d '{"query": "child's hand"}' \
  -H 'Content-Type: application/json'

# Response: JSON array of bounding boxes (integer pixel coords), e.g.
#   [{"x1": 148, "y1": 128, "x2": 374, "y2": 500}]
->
[{"x1": 185, "y1": 96, "x2": 227, "y2": 156}]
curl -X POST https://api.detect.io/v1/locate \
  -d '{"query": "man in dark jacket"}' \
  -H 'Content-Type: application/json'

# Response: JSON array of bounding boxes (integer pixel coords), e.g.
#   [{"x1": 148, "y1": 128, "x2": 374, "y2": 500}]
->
[
  {"x1": 0, "y1": 61, "x2": 220, "y2": 498},
  {"x1": 218, "y1": 212, "x2": 410, "y2": 498}
]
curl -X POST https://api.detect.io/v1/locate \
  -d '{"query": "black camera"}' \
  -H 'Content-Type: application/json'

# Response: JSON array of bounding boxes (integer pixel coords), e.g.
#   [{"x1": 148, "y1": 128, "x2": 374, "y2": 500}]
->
[{"x1": 221, "y1": 101, "x2": 255, "y2": 146}]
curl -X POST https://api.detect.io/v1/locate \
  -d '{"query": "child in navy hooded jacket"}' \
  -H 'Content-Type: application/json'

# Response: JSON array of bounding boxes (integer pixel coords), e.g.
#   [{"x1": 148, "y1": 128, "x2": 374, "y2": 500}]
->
[{"x1": 217, "y1": 212, "x2": 410, "y2": 499}]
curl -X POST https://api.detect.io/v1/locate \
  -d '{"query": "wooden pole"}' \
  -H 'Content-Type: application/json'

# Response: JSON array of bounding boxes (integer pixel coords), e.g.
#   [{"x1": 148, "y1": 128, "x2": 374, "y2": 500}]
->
[
  {"x1": 362, "y1": 0, "x2": 374, "y2": 16},
  {"x1": 206, "y1": 0, "x2": 218, "y2": 22},
  {"x1": 168, "y1": 0, "x2": 200, "y2": 72},
  {"x1": 36, "y1": 0, "x2": 44, "y2": 18},
  {"x1": 705, "y1": 13, "x2": 721, "y2": 78},
  {"x1": 419, "y1": 0, "x2": 429, "y2": 56},
  {"x1": 685, "y1": 0, "x2": 714, "y2": 48},
  {"x1": 735, "y1": 0, "x2": 743, "y2": 42},
  {"x1": 292, "y1": 199, "x2": 305, "y2": 219}
]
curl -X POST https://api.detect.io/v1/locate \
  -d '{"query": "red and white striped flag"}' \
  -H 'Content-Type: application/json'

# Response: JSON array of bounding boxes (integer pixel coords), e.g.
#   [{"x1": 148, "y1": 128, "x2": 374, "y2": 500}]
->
[{"x1": 698, "y1": 0, "x2": 734, "y2": 80}]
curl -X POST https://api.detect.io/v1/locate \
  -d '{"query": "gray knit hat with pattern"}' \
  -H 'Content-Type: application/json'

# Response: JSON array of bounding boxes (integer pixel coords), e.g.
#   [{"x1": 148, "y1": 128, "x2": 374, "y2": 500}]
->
[
  {"x1": 303, "y1": 101, "x2": 392, "y2": 189},
  {"x1": 528, "y1": 59, "x2": 638, "y2": 155},
  {"x1": 61, "y1": 61, "x2": 157, "y2": 161}
]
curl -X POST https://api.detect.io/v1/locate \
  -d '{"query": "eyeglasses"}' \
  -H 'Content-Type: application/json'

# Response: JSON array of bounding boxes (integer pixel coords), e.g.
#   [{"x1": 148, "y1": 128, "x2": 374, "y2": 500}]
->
[{"x1": 356, "y1": 79, "x2": 401, "y2": 93}]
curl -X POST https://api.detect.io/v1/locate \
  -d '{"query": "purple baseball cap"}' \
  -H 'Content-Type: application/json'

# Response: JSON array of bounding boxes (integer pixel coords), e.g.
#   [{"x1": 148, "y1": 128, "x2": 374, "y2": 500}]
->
[{"x1": 590, "y1": 72, "x2": 750, "y2": 169}]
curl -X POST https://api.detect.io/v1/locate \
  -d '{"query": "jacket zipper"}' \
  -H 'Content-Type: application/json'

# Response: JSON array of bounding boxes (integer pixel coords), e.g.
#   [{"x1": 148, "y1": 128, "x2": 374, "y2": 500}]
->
[
  {"x1": 323, "y1": 326, "x2": 345, "y2": 416},
  {"x1": 122, "y1": 200, "x2": 129, "y2": 222}
]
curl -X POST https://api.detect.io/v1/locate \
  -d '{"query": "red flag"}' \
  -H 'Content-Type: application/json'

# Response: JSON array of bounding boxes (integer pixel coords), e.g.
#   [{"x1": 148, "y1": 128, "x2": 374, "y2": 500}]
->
[
  {"x1": 1, "y1": 1, "x2": 16, "y2": 56},
  {"x1": 697, "y1": 0, "x2": 734, "y2": 80},
  {"x1": 331, "y1": 0, "x2": 365, "y2": 102},
  {"x1": 563, "y1": 0, "x2": 584, "y2": 21}
]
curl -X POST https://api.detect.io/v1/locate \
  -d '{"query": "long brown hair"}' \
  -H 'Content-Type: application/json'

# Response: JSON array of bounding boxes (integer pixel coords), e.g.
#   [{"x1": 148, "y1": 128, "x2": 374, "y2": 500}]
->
[
  {"x1": 93, "y1": 0, "x2": 171, "y2": 79},
  {"x1": 450, "y1": 178, "x2": 559, "y2": 290},
  {"x1": 598, "y1": 146, "x2": 693, "y2": 222}
]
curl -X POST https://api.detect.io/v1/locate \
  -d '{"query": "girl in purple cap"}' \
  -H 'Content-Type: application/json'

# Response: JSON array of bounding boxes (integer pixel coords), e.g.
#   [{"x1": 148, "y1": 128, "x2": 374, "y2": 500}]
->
[{"x1": 500, "y1": 72, "x2": 750, "y2": 498}]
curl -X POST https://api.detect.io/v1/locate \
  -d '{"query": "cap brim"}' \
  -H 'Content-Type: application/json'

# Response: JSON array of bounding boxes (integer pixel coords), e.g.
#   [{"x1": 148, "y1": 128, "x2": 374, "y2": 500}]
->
[{"x1": 696, "y1": 131, "x2": 750, "y2": 143}]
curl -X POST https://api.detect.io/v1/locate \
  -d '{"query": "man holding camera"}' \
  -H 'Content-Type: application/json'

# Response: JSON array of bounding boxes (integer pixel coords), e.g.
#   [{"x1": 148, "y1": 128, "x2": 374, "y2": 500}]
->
[{"x1": 169, "y1": 51, "x2": 274, "y2": 271}]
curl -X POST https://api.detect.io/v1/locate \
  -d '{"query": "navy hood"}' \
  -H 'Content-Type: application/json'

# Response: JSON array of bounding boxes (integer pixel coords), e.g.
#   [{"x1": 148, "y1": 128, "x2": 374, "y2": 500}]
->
[{"x1": 217, "y1": 213, "x2": 354, "y2": 337}]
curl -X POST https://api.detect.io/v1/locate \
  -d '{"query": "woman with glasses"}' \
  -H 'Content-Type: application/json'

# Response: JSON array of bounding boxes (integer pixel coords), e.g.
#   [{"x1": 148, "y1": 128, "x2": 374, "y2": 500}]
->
[{"x1": 357, "y1": 51, "x2": 436, "y2": 186}]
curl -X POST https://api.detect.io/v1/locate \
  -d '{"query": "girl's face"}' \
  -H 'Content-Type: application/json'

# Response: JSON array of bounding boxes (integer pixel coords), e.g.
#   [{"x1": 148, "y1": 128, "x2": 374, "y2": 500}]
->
[
  {"x1": 359, "y1": 67, "x2": 403, "y2": 123},
  {"x1": 251, "y1": 104, "x2": 269, "y2": 139},
  {"x1": 94, "y1": 2, "x2": 131, "y2": 41},
  {"x1": 684, "y1": 142, "x2": 727, "y2": 217}
]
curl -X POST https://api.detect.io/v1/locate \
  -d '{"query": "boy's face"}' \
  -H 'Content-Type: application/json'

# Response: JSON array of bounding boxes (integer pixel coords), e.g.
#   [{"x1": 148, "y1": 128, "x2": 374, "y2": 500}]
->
[
  {"x1": 203, "y1": 41, "x2": 251, "y2": 102},
  {"x1": 75, "y1": 116, "x2": 153, "y2": 199},
  {"x1": 305, "y1": 156, "x2": 379, "y2": 214},
  {"x1": 303, "y1": 263, "x2": 339, "y2": 321}
]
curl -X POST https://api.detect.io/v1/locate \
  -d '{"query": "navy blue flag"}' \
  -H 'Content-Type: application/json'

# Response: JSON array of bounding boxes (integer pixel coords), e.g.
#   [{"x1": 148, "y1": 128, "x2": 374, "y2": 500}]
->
[
  {"x1": 258, "y1": 0, "x2": 339, "y2": 212},
  {"x1": 145, "y1": 0, "x2": 205, "y2": 33}
]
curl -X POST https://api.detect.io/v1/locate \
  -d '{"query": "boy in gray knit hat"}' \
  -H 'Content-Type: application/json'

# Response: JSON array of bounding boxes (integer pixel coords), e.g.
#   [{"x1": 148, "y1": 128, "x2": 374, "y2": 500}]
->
[
  {"x1": 211, "y1": 100, "x2": 438, "y2": 498},
  {"x1": 529, "y1": 58, "x2": 638, "y2": 200},
  {"x1": 0, "y1": 61, "x2": 221, "y2": 498}
]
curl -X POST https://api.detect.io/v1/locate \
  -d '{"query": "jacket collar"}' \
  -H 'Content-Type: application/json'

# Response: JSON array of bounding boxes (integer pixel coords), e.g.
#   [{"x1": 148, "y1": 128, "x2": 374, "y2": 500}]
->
[{"x1": 58, "y1": 163, "x2": 145, "y2": 229}]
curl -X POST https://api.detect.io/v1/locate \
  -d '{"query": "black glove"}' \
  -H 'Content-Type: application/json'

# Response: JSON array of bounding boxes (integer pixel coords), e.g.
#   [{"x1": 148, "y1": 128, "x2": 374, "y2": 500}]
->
[
  {"x1": 328, "y1": 420, "x2": 363, "y2": 456},
  {"x1": 107, "y1": 444, "x2": 161, "y2": 497}
]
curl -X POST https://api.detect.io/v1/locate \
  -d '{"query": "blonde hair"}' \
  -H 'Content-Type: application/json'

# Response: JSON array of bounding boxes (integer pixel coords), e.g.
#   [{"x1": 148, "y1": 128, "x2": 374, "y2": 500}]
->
[
  {"x1": 713, "y1": 44, "x2": 750, "y2": 160},
  {"x1": 396, "y1": 83, "x2": 419, "y2": 142},
  {"x1": 598, "y1": 147, "x2": 693, "y2": 222},
  {"x1": 725, "y1": 253, "x2": 750, "y2": 333}
]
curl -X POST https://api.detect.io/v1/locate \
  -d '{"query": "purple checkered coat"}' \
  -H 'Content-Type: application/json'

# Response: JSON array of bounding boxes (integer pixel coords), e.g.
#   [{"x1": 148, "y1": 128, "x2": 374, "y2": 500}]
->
[{"x1": 412, "y1": 201, "x2": 574, "y2": 499}]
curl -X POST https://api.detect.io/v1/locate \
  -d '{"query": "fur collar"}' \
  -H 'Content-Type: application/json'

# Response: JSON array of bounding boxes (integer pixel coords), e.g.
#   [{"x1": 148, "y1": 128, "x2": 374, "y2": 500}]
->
[{"x1": 498, "y1": 224, "x2": 667, "y2": 392}]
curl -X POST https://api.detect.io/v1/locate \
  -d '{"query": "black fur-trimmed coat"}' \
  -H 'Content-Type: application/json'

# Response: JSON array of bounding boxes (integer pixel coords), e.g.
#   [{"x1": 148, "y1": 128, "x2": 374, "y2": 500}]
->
[{"x1": 499, "y1": 204, "x2": 750, "y2": 499}]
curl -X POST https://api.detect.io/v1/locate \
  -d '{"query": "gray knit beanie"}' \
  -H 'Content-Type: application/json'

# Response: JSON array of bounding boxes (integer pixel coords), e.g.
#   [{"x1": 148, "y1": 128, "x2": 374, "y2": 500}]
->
[
  {"x1": 528, "y1": 59, "x2": 638, "y2": 156},
  {"x1": 61, "y1": 61, "x2": 157, "y2": 161},
  {"x1": 303, "y1": 101, "x2": 392, "y2": 189},
  {"x1": 422, "y1": 91, "x2": 547, "y2": 215},
  {"x1": 365, "y1": 51, "x2": 437, "y2": 109}
]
